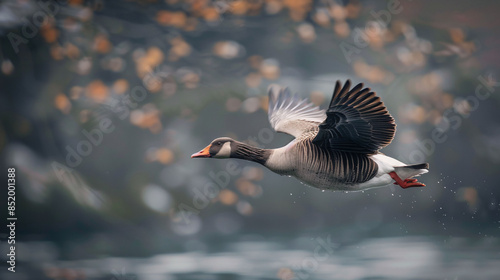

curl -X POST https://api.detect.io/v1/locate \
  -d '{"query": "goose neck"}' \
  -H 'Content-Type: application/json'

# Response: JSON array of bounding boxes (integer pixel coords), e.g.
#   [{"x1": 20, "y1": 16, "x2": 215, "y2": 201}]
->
[{"x1": 231, "y1": 142, "x2": 271, "y2": 165}]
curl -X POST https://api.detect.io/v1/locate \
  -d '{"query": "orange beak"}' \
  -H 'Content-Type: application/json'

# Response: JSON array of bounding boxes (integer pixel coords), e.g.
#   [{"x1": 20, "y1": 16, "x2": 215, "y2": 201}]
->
[{"x1": 191, "y1": 145, "x2": 211, "y2": 158}]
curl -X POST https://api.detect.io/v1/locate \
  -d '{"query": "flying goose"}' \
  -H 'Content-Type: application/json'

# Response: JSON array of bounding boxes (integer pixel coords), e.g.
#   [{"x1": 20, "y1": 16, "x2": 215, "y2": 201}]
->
[{"x1": 192, "y1": 80, "x2": 429, "y2": 191}]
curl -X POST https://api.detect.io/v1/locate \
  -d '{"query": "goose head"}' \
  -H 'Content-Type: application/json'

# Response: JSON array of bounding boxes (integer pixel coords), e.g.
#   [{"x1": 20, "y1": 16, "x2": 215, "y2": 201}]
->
[
  {"x1": 191, "y1": 137, "x2": 271, "y2": 165},
  {"x1": 191, "y1": 137, "x2": 235, "y2": 159}
]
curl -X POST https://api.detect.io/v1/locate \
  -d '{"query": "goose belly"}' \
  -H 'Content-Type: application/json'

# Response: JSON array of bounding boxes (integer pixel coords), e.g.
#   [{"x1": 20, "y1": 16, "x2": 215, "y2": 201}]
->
[
  {"x1": 294, "y1": 168, "x2": 353, "y2": 190},
  {"x1": 290, "y1": 143, "x2": 378, "y2": 191},
  {"x1": 293, "y1": 165, "x2": 389, "y2": 191},
  {"x1": 266, "y1": 140, "x2": 382, "y2": 191}
]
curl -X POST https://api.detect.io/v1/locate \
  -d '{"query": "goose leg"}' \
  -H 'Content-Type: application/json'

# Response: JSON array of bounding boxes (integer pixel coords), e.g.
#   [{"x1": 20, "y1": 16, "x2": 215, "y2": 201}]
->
[{"x1": 389, "y1": 172, "x2": 426, "y2": 189}]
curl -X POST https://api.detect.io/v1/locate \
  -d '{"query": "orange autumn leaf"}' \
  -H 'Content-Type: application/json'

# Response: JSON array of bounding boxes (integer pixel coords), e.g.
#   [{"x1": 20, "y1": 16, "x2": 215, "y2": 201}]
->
[
  {"x1": 54, "y1": 94, "x2": 71, "y2": 114},
  {"x1": 113, "y1": 79, "x2": 129, "y2": 94},
  {"x1": 219, "y1": 190, "x2": 238, "y2": 205},
  {"x1": 42, "y1": 27, "x2": 59, "y2": 43},
  {"x1": 86, "y1": 80, "x2": 109, "y2": 103},
  {"x1": 94, "y1": 35, "x2": 112, "y2": 54},
  {"x1": 156, "y1": 148, "x2": 174, "y2": 164},
  {"x1": 157, "y1": 11, "x2": 187, "y2": 28}
]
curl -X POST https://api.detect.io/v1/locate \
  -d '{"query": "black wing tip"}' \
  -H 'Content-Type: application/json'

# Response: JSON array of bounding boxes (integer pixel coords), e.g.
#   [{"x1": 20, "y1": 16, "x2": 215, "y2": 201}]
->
[
  {"x1": 317, "y1": 79, "x2": 397, "y2": 154},
  {"x1": 335, "y1": 79, "x2": 366, "y2": 90},
  {"x1": 331, "y1": 80, "x2": 372, "y2": 103},
  {"x1": 335, "y1": 79, "x2": 351, "y2": 85},
  {"x1": 404, "y1": 163, "x2": 430, "y2": 170},
  {"x1": 352, "y1": 82, "x2": 364, "y2": 91}
]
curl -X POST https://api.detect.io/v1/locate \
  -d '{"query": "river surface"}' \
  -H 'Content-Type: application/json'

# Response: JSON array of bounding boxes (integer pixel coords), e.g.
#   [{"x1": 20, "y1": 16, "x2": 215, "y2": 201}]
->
[{"x1": 2, "y1": 235, "x2": 499, "y2": 280}]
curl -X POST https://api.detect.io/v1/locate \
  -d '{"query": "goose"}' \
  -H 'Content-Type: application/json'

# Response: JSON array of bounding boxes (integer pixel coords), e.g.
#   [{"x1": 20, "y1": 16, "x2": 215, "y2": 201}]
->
[{"x1": 191, "y1": 80, "x2": 429, "y2": 191}]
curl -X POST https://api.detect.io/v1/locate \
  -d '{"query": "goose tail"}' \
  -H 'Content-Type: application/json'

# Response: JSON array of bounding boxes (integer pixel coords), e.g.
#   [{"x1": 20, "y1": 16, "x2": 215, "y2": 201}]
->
[{"x1": 394, "y1": 163, "x2": 429, "y2": 179}]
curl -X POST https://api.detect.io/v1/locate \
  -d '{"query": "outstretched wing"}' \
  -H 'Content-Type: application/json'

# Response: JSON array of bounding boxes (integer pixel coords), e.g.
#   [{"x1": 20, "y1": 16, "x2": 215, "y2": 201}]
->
[
  {"x1": 268, "y1": 84, "x2": 326, "y2": 138},
  {"x1": 312, "y1": 80, "x2": 396, "y2": 154}
]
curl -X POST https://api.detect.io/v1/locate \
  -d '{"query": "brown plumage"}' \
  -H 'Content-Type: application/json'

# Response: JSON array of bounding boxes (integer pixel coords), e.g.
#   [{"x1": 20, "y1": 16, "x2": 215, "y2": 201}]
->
[{"x1": 192, "y1": 80, "x2": 428, "y2": 191}]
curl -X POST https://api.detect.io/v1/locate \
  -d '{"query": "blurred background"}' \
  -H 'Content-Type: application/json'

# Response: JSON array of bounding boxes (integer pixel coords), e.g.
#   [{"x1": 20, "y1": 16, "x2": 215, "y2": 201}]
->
[{"x1": 1, "y1": 0, "x2": 500, "y2": 279}]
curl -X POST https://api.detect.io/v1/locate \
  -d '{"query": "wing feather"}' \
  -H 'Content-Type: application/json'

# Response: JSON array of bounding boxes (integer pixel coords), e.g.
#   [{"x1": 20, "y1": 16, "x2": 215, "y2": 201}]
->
[
  {"x1": 313, "y1": 80, "x2": 396, "y2": 154},
  {"x1": 268, "y1": 84, "x2": 326, "y2": 138}
]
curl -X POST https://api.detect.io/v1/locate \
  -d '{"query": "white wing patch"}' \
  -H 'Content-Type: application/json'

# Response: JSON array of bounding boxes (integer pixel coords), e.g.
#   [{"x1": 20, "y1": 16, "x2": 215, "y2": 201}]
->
[{"x1": 268, "y1": 84, "x2": 326, "y2": 138}]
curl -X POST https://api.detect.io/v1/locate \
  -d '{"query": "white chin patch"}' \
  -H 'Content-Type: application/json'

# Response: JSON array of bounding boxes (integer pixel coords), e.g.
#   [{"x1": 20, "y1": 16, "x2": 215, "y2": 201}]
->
[{"x1": 213, "y1": 142, "x2": 231, "y2": 158}]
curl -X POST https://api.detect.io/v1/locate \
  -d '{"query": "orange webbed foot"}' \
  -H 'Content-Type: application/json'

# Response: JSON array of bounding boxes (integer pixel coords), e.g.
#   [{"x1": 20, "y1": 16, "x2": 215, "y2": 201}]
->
[{"x1": 389, "y1": 172, "x2": 426, "y2": 189}]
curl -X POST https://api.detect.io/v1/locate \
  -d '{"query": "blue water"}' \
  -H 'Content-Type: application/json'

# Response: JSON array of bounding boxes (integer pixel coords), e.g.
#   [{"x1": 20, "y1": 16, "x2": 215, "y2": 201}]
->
[{"x1": 3, "y1": 235, "x2": 499, "y2": 280}]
